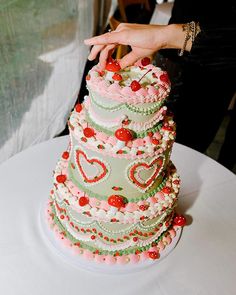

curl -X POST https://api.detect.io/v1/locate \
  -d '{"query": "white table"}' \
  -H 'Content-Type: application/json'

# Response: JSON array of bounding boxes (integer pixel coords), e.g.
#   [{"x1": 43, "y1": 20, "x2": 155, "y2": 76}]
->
[{"x1": 1, "y1": 136, "x2": 236, "y2": 295}]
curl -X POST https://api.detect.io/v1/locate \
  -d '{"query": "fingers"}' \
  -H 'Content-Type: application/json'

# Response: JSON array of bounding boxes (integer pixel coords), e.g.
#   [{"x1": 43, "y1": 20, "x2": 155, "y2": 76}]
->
[
  {"x1": 119, "y1": 51, "x2": 140, "y2": 69},
  {"x1": 88, "y1": 44, "x2": 105, "y2": 61},
  {"x1": 99, "y1": 44, "x2": 116, "y2": 69},
  {"x1": 84, "y1": 31, "x2": 122, "y2": 46}
]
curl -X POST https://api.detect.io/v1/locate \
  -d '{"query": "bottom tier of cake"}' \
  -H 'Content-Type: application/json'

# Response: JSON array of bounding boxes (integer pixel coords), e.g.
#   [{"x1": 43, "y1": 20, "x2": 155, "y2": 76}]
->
[{"x1": 46, "y1": 160, "x2": 183, "y2": 265}]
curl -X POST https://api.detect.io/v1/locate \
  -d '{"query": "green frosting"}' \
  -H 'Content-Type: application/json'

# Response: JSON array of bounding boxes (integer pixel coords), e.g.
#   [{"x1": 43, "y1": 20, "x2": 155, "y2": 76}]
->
[
  {"x1": 49, "y1": 200, "x2": 175, "y2": 256},
  {"x1": 68, "y1": 163, "x2": 167, "y2": 202},
  {"x1": 85, "y1": 111, "x2": 163, "y2": 138}
]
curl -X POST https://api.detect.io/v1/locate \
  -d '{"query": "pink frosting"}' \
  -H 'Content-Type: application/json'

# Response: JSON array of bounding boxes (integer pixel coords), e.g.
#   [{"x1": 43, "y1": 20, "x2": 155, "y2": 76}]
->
[
  {"x1": 105, "y1": 255, "x2": 116, "y2": 265},
  {"x1": 83, "y1": 249, "x2": 94, "y2": 260},
  {"x1": 132, "y1": 138, "x2": 144, "y2": 147},
  {"x1": 136, "y1": 87, "x2": 147, "y2": 97},
  {"x1": 100, "y1": 200, "x2": 110, "y2": 211},
  {"x1": 148, "y1": 85, "x2": 159, "y2": 96},
  {"x1": 94, "y1": 254, "x2": 105, "y2": 263},
  {"x1": 61, "y1": 238, "x2": 72, "y2": 248},
  {"x1": 89, "y1": 197, "x2": 99, "y2": 207},
  {"x1": 149, "y1": 246, "x2": 158, "y2": 252},
  {"x1": 157, "y1": 241, "x2": 165, "y2": 251},
  {"x1": 128, "y1": 254, "x2": 140, "y2": 264},
  {"x1": 116, "y1": 255, "x2": 128, "y2": 265},
  {"x1": 107, "y1": 136, "x2": 117, "y2": 145},
  {"x1": 148, "y1": 197, "x2": 158, "y2": 204},
  {"x1": 163, "y1": 236, "x2": 172, "y2": 245},
  {"x1": 169, "y1": 229, "x2": 176, "y2": 238},
  {"x1": 96, "y1": 131, "x2": 108, "y2": 142},
  {"x1": 154, "y1": 132, "x2": 161, "y2": 140},
  {"x1": 121, "y1": 86, "x2": 134, "y2": 96},
  {"x1": 144, "y1": 136, "x2": 152, "y2": 145},
  {"x1": 124, "y1": 203, "x2": 139, "y2": 212},
  {"x1": 156, "y1": 192, "x2": 165, "y2": 201},
  {"x1": 139, "y1": 251, "x2": 149, "y2": 261},
  {"x1": 108, "y1": 82, "x2": 121, "y2": 93}
]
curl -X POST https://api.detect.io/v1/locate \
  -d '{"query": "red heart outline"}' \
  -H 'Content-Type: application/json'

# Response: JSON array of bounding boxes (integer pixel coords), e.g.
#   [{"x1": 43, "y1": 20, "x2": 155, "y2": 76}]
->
[
  {"x1": 129, "y1": 157, "x2": 164, "y2": 190},
  {"x1": 75, "y1": 149, "x2": 108, "y2": 184}
]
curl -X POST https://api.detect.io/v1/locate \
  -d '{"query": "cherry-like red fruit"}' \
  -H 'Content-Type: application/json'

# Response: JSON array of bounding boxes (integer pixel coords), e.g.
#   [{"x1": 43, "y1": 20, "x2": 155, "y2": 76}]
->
[
  {"x1": 162, "y1": 186, "x2": 171, "y2": 194},
  {"x1": 83, "y1": 127, "x2": 95, "y2": 138},
  {"x1": 56, "y1": 174, "x2": 67, "y2": 183},
  {"x1": 141, "y1": 57, "x2": 151, "y2": 66},
  {"x1": 173, "y1": 215, "x2": 186, "y2": 227},
  {"x1": 79, "y1": 196, "x2": 89, "y2": 206},
  {"x1": 160, "y1": 73, "x2": 169, "y2": 83},
  {"x1": 62, "y1": 151, "x2": 69, "y2": 159},
  {"x1": 130, "y1": 80, "x2": 141, "y2": 92},
  {"x1": 75, "y1": 103, "x2": 83, "y2": 113},
  {"x1": 152, "y1": 138, "x2": 159, "y2": 145}
]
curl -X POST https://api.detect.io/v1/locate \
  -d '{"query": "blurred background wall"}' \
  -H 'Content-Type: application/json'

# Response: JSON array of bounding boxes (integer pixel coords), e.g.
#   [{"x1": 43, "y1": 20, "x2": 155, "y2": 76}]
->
[{"x1": 0, "y1": 0, "x2": 114, "y2": 164}]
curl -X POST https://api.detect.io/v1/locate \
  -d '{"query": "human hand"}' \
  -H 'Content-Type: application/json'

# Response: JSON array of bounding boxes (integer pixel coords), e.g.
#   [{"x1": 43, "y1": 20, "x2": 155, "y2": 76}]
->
[{"x1": 84, "y1": 23, "x2": 169, "y2": 69}]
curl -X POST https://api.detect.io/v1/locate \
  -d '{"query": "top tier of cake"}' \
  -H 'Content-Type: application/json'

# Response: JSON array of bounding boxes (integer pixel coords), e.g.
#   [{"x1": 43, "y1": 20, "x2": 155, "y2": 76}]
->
[
  {"x1": 86, "y1": 62, "x2": 170, "y2": 104},
  {"x1": 84, "y1": 62, "x2": 171, "y2": 135}
]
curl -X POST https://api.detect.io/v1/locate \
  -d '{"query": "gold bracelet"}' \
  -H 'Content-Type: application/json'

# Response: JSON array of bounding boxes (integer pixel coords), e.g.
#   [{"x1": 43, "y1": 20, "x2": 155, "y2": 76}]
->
[{"x1": 178, "y1": 21, "x2": 201, "y2": 56}]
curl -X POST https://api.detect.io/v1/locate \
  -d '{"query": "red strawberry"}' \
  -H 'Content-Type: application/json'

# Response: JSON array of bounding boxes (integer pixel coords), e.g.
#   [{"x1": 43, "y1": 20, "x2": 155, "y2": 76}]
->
[
  {"x1": 173, "y1": 215, "x2": 186, "y2": 227},
  {"x1": 115, "y1": 128, "x2": 133, "y2": 142},
  {"x1": 130, "y1": 80, "x2": 141, "y2": 92},
  {"x1": 148, "y1": 251, "x2": 159, "y2": 260},
  {"x1": 86, "y1": 74, "x2": 90, "y2": 80},
  {"x1": 108, "y1": 195, "x2": 126, "y2": 209},
  {"x1": 141, "y1": 57, "x2": 151, "y2": 66}
]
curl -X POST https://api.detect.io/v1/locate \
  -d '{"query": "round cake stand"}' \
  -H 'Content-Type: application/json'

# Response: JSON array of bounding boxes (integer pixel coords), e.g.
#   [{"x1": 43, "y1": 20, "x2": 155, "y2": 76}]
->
[{"x1": 39, "y1": 200, "x2": 182, "y2": 275}]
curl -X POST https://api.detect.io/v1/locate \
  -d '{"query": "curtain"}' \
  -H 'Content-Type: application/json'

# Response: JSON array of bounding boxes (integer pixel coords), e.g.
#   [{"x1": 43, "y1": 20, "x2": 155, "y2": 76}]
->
[{"x1": 0, "y1": 0, "x2": 113, "y2": 164}]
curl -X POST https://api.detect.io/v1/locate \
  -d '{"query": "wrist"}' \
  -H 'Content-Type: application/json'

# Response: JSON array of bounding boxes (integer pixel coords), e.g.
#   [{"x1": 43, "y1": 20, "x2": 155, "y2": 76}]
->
[{"x1": 162, "y1": 24, "x2": 192, "y2": 51}]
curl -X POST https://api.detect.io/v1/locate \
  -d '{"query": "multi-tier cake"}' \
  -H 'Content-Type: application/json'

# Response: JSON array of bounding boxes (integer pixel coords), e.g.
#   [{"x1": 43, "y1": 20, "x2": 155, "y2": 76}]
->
[{"x1": 46, "y1": 57, "x2": 186, "y2": 266}]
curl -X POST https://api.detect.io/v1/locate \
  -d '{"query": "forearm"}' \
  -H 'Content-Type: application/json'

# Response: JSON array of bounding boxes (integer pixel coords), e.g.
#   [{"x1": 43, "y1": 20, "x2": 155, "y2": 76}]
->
[{"x1": 161, "y1": 24, "x2": 189, "y2": 51}]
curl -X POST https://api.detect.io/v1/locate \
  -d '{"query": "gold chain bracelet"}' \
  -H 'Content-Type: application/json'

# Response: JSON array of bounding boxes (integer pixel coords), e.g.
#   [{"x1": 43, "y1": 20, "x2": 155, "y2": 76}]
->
[{"x1": 178, "y1": 21, "x2": 201, "y2": 56}]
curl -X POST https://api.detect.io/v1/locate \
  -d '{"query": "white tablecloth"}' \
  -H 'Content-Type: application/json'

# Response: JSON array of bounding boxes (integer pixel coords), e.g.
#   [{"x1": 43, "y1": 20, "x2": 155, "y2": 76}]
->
[{"x1": 0, "y1": 136, "x2": 236, "y2": 295}]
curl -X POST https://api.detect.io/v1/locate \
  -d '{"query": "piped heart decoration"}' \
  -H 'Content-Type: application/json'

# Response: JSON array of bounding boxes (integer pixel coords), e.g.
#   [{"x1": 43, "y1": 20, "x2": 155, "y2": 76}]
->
[
  {"x1": 75, "y1": 148, "x2": 110, "y2": 186},
  {"x1": 127, "y1": 156, "x2": 164, "y2": 192}
]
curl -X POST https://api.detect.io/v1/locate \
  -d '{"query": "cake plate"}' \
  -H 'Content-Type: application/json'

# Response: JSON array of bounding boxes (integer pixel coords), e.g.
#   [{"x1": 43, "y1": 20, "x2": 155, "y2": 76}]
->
[{"x1": 40, "y1": 200, "x2": 182, "y2": 275}]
